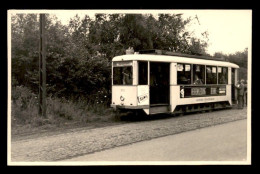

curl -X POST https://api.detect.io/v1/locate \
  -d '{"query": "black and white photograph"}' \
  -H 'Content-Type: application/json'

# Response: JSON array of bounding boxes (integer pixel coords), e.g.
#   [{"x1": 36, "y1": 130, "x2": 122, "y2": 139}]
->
[{"x1": 7, "y1": 9, "x2": 251, "y2": 165}]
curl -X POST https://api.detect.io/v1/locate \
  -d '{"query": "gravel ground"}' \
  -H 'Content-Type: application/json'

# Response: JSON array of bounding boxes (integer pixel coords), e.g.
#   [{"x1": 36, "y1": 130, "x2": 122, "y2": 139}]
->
[{"x1": 10, "y1": 108, "x2": 247, "y2": 162}]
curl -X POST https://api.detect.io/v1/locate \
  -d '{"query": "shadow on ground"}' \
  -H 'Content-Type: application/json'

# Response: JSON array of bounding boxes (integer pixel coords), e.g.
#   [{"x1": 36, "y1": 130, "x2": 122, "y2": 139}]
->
[
  {"x1": 115, "y1": 111, "x2": 180, "y2": 122},
  {"x1": 114, "y1": 107, "x2": 232, "y2": 123}
]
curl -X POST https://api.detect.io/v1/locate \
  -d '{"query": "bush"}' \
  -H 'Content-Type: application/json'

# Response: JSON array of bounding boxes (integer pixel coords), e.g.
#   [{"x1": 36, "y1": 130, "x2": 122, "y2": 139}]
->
[
  {"x1": 12, "y1": 85, "x2": 37, "y2": 109},
  {"x1": 11, "y1": 86, "x2": 39, "y2": 126},
  {"x1": 11, "y1": 86, "x2": 115, "y2": 132}
]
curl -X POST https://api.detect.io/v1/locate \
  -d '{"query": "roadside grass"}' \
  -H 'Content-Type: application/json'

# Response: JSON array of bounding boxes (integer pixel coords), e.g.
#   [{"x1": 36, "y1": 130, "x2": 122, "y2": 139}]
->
[{"x1": 11, "y1": 86, "x2": 118, "y2": 136}]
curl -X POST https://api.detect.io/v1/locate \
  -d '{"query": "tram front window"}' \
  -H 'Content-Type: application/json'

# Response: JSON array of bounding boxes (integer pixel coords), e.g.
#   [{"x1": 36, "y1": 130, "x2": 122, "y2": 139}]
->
[{"x1": 113, "y1": 66, "x2": 133, "y2": 85}]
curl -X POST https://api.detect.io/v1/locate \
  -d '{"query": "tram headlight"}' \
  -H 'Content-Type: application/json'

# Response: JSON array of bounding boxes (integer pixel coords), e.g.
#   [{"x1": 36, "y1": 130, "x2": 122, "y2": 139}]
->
[{"x1": 120, "y1": 96, "x2": 125, "y2": 101}]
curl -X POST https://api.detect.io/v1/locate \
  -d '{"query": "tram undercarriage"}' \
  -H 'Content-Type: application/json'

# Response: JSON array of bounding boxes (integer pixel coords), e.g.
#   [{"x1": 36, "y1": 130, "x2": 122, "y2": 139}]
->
[
  {"x1": 172, "y1": 101, "x2": 231, "y2": 114},
  {"x1": 113, "y1": 101, "x2": 231, "y2": 116}
]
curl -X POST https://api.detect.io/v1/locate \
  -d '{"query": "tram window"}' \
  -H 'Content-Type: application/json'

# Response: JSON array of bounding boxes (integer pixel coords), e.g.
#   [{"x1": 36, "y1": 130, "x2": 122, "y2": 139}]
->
[
  {"x1": 193, "y1": 64, "x2": 205, "y2": 85},
  {"x1": 138, "y1": 61, "x2": 148, "y2": 85},
  {"x1": 113, "y1": 66, "x2": 132, "y2": 85},
  {"x1": 206, "y1": 66, "x2": 217, "y2": 84},
  {"x1": 177, "y1": 63, "x2": 191, "y2": 84},
  {"x1": 218, "y1": 67, "x2": 228, "y2": 84}
]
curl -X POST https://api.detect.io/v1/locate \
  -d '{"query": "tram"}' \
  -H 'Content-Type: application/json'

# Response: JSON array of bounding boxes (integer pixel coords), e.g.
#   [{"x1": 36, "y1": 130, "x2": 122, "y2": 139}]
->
[{"x1": 110, "y1": 49, "x2": 239, "y2": 115}]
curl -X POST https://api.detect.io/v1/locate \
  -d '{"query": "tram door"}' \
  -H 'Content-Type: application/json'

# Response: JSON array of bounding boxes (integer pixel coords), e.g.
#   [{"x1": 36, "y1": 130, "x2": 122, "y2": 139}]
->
[{"x1": 150, "y1": 62, "x2": 170, "y2": 105}]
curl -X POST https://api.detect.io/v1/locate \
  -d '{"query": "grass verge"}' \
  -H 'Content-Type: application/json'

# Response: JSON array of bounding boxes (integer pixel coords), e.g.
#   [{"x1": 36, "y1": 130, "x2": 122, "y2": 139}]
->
[{"x1": 11, "y1": 86, "x2": 119, "y2": 136}]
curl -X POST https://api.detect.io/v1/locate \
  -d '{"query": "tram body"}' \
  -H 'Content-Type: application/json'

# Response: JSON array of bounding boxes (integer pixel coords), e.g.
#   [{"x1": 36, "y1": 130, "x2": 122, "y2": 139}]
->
[{"x1": 111, "y1": 50, "x2": 239, "y2": 115}]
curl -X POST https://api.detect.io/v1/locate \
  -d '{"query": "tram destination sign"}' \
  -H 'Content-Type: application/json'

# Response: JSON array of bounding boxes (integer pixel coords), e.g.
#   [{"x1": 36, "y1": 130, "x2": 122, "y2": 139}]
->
[
  {"x1": 113, "y1": 61, "x2": 132, "y2": 67},
  {"x1": 180, "y1": 85, "x2": 226, "y2": 98},
  {"x1": 191, "y1": 88, "x2": 206, "y2": 96}
]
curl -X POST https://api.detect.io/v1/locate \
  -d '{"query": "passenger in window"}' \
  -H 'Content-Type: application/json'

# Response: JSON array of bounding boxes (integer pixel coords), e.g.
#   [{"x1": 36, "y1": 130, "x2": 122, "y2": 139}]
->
[
  {"x1": 179, "y1": 75, "x2": 188, "y2": 84},
  {"x1": 122, "y1": 68, "x2": 132, "y2": 85},
  {"x1": 219, "y1": 74, "x2": 226, "y2": 84},
  {"x1": 193, "y1": 74, "x2": 203, "y2": 85}
]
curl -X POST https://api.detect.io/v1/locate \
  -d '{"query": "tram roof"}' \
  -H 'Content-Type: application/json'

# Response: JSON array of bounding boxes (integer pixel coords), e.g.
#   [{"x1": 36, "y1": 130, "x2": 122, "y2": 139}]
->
[{"x1": 112, "y1": 54, "x2": 239, "y2": 68}]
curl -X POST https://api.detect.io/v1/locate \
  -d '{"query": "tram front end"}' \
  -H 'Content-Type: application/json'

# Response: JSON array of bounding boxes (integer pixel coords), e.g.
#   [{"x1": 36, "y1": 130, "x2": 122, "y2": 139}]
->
[{"x1": 111, "y1": 60, "x2": 150, "y2": 114}]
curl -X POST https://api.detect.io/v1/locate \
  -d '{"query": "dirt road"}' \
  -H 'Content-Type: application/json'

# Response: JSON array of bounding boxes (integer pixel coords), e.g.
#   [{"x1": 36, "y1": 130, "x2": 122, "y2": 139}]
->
[
  {"x1": 10, "y1": 108, "x2": 248, "y2": 163},
  {"x1": 65, "y1": 119, "x2": 247, "y2": 162}
]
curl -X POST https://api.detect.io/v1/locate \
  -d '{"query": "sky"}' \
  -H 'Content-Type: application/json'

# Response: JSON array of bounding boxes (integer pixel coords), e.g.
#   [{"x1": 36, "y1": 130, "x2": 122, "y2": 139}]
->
[
  {"x1": 181, "y1": 10, "x2": 252, "y2": 55},
  {"x1": 12, "y1": 10, "x2": 251, "y2": 56}
]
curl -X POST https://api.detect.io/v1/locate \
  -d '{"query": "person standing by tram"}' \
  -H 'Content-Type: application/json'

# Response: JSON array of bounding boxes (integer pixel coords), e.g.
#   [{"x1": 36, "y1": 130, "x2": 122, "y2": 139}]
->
[
  {"x1": 235, "y1": 79, "x2": 245, "y2": 109},
  {"x1": 244, "y1": 80, "x2": 247, "y2": 107}
]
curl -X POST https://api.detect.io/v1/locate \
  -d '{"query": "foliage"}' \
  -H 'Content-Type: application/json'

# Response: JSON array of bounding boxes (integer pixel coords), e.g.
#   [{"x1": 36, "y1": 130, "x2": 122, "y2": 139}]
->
[
  {"x1": 11, "y1": 86, "x2": 115, "y2": 132},
  {"x1": 11, "y1": 13, "x2": 212, "y2": 106},
  {"x1": 213, "y1": 48, "x2": 248, "y2": 81}
]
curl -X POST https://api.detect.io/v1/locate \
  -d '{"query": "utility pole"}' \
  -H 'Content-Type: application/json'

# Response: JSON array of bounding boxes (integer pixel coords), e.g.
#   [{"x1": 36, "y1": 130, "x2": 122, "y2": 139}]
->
[{"x1": 39, "y1": 14, "x2": 46, "y2": 117}]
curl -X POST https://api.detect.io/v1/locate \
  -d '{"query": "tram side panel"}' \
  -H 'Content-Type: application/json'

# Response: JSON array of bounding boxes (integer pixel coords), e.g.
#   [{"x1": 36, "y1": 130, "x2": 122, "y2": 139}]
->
[
  {"x1": 169, "y1": 65, "x2": 233, "y2": 112},
  {"x1": 170, "y1": 85, "x2": 232, "y2": 112}
]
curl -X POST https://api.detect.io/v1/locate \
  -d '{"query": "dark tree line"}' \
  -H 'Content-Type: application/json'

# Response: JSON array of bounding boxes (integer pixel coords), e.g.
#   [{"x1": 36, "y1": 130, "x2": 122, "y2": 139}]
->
[
  {"x1": 213, "y1": 48, "x2": 248, "y2": 81},
  {"x1": 11, "y1": 13, "x2": 212, "y2": 104}
]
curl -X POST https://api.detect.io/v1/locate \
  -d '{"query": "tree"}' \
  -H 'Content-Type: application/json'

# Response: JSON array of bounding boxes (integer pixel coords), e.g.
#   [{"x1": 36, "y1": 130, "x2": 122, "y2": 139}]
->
[
  {"x1": 11, "y1": 13, "x2": 210, "y2": 104},
  {"x1": 213, "y1": 48, "x2": 248, "y2": 80},
  {"x1": 87, "y1": 13, "x2": 209, "y2": 57},
  {"x1": 11, "y1": 14, "x2": 39, "y2": 90}
]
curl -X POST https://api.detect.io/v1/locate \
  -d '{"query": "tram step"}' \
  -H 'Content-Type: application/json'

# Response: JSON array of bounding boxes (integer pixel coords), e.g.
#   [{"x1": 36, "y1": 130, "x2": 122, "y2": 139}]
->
[{"x1": 150, "y1": 105, "x2": 170, "y2": 114}]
